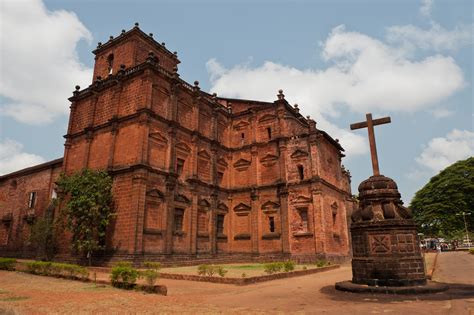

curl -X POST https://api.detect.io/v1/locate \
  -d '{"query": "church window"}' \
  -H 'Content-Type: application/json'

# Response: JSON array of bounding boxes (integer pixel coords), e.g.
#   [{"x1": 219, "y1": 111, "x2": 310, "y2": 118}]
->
[
  {"x1": 107, "y1": 54, "x2": 114, "y2": 75},
  {"x1": 333, "y1": 212, "x2": 337, "y2": 227},
  {"x1": 267, "y1": 127, "x2": 272, "y2": 139},
  {"x1": 299, "y1": 208, "x2": 309, "y2": 231},
  {"x1": 174, "y1": 208, "x2": 184, "y2": 232},
  {"x1": 28, "y1": 192, "x2": 37, "y2": 208},
  {"x1": 216, "y1": 214, "x2": 225, "y2": 235},
  {"x1": 241, "y1": 133, "x2": 245, "y2": 139},
  {"x1": 269, "y1": 216, "x2": 275, "y2": 232},
  {"x1": 176, "y1": 158, "x2": 185, "y2": 177},
  {"x1": 217, "y1": 171, "x2": 224, "y2": 184},
  {"x1": 297, "y1": 165, "x2": 304, "y2": 180}
]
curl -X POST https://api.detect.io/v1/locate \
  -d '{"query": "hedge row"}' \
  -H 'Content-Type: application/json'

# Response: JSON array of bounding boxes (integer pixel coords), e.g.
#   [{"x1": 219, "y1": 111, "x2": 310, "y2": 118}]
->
[
  {"x1": 25, "y1": 261, "x2": 89, "y2": 280},
  {"x1": 0, "y1": 258, "x2": 16, "y2": 271}
]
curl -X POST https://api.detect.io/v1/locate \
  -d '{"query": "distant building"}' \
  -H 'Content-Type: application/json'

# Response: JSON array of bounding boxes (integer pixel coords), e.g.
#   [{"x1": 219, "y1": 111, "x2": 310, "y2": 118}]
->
[{"x1": 0, "y1": 25, "x2": 353, "y2": 264}]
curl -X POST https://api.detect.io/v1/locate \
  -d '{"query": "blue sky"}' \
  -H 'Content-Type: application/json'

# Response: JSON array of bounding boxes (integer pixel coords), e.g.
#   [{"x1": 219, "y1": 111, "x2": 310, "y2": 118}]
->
[{"x1": 1, "y1": 0, "x2": 473, "y2": 204}]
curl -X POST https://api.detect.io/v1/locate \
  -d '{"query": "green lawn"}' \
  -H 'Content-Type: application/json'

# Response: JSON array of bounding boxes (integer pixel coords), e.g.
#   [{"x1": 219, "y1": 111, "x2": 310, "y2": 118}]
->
[{"x1": 160, "y1": 263, "x2": 323, "y2": 277}]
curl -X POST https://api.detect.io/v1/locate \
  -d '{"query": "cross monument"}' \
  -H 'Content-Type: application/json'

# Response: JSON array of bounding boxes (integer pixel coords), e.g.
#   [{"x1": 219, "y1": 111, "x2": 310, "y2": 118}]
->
[{"x1": 350, "y1": 113, "x2": 391, "y2": 176}]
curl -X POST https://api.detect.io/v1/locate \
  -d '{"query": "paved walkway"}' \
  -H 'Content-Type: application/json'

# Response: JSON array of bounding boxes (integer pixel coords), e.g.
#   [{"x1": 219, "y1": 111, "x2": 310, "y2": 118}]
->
[
  {"x1": 1, "y1": 252, "x2": 474, "y2": 314},
  {"x1": 433, "y1": 251, "x2": 474, "y2": 284}
]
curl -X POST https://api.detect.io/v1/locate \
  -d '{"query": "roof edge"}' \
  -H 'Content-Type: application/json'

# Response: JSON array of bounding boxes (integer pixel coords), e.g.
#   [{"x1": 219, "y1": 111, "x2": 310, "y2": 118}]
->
[{"x1": 0, "y1": 158, "x2": 63, "y2": 181}]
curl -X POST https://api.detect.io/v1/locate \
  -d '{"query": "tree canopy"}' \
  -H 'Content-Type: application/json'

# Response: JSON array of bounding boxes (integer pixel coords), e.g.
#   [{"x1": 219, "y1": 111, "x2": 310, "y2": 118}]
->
[
  {"x1": 411, "y1": 157, "x2": 474, "y2": 238},
  {"x1": 57, "y1": 169, "x2": 113, "y2": 264}
]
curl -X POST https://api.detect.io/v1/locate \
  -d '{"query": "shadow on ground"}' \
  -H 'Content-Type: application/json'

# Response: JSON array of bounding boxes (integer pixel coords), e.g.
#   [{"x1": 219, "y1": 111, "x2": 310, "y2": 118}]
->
[{"x1": 320, "y1": 282, "x2": 474, "y2": 303}]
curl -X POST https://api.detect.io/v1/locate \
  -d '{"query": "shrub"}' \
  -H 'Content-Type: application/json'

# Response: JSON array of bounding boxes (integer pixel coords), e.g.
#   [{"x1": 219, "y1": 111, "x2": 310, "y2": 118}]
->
[
  {"x1": 216, "y1": 266, "x2": 228, "y2": 277},
  {"x1": 0, "y1": 257, "x2": 14, "y2": 271},
  {"x1": 110, "y1": 264, "x2": 139, "y2": 289},
  {"x1": 26, "y1": 261, "x2": 52, "y2": 275},
  {"x1": 469, "y1": 248, "x2": 474, "y2": 255},
  {"x1": 315, "y1": 260, "x2": 328, "y2": 268},
  {"x1": 25, "y1": 261, "x2": 88, "y2": 280},
  {"x1": 283, "y1": 261, "x2": 295, "y2": 272},
  {"x1": 302, "y1": 266, "x2": 307, "y2": 270},
  {"x1": 197, "y1": 264, "x2": 226, "y2": 277},
  {"x1": 143, "y1": 261, "x2": 161, "y2": 270},
  {"x1": 241, "y1": 273, "x2": 247, "y2": 278},
  {"x1": 140, "y1": 269, "x2": 160, "y2": 291},
  {"x1": 264, "y1": 262, "x2": 284, "y2": 274},
  {"x1": 0, "y1": 258, "x2": 16, "y2": 271}
]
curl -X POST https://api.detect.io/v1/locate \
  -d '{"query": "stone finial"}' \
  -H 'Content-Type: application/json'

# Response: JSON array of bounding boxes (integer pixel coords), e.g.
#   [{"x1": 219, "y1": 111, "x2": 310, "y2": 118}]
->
[
  {"x1": 277, "y1": 89, "x2": 285, "y2": 100},
  {"x1": 96, "y1": 76, "x2": 102, "y2": 81},
  {"x1": 161, "y1": 42, "x2": 166, "y2": 47},
  {"x1": 149, "y1": 33, "x2": 153, "y2": 37},
  {"x1": 212, "y1": 92, "x2": 217, "y2": 99},
  {"x1": 118, "y1": 64, "x2": 126, "y2": 75},
  {"x1": 75, "y1": 85, "x2": 80, "y2": 91},
  {"x1": 121, "y1": 29, "x2": 126, "y2": 34},
  {"x1": 97, "y1": 42, "x2": 102, "y2": 48},
  {"x1": 335, "y1": 138, "x2": 339, "y2": 143},
  {"x1": 134, "y1": 22, "x2": 139, "y2": 28},
  {"x1": 173, "y1": 51, "x2": 178, "y2": 57},
  {"x1": 173, "y1": 65, "x2": 178, "y2": 73},
  {"x1": 306, "y1": 115, "x2": 310, "y2": 120},
  {"x1": 194, "y1": 80, "x2": 199, "y2": 87},
  {"x1": 294, "y1": 104, "x2": 299, "y2": 113},
  {"x1": 109, "y1": 35, "x2": 114, "y2": 41}
]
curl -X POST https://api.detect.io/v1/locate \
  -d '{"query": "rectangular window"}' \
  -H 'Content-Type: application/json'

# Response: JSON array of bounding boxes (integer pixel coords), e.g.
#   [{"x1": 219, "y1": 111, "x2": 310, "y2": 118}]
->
[
  {"x1": 174, "y1": 208, "x2": 184, "y2": 232},
  {"x1": 297, "y1": 165, "x2": 304, "y2": 180},
  {"x1": 299, "y1": 208, "x2": 309, "y2": 231},
  {"x1": 269, "y1": 216, "x2": 275, "y2": 232},
  {"x1": 267, "y1": 127, "x2": 272, "y2": 139},
  {"x1": 332, "y1": 213, "x2": 337, "y2": 227},
  {"x1": 28, "y1": 192, "x2": 37, "y2": 208},
  {"x1": 217, "y1": 171, "x2": 224, "y2": 184},
  {"x1": 216, "y1": 214, "x2": 225, "y2": 235},
  {"x1": 176, "y1": 158, "x2": 185, "y2": 176}
]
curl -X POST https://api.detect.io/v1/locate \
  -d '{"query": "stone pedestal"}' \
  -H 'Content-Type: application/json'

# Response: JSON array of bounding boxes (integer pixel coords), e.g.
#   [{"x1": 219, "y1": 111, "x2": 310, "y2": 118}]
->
[
  {"x1": 351, "y1": 220, "x2": 425, "y2": 286},
  {"x1": 336, "y1": 175, "x2": 447, "y2": 294}
]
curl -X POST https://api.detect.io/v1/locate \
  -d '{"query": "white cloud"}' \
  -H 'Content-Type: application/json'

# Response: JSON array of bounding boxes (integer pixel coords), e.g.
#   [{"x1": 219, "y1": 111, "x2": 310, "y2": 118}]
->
[
  {"x1": 207, "y1": 25, "x2": 465, "y2": 158},
  {"x1": 415, "y1": 129, "x2": 474, "y2": 173},
  {"x1": 0, "y1": 139, "x2": 45, "y2": 175},
  {"x1": 420, "y1": 0, "x2": 433, "y2": 18},
  {"x1": 0, "y1": 0, "x2": 93, "y2": 125},
  {"x1": 386, "y1": 23, "x2": 473, "y2": 52},
  {"x1": 430, "y1": 108, "x2": 454, "y2": 119}
]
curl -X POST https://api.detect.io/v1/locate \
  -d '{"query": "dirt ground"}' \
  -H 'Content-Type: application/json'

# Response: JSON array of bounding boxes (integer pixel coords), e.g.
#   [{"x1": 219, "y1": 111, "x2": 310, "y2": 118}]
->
[{"x1": 1, "y1": 251, "x2": 473, "y2": 314}]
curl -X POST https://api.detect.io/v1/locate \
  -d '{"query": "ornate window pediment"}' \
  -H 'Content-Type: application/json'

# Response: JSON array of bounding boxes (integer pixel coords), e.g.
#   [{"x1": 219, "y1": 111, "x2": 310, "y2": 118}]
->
[
  {"x1": 233, "y1": 120, "x2": 250, "y2": 130},
  {"x1": 146, "y1": 189, "x2": 164, "y2": 199},
  {"x1": 217, "y1": 158, "x2": 228, "y2": 168},
  {"x1": 176, "y1": 142, "x2": 191, "y2": 153},
  {"x1": 234, "y1": 202, "x2": 251, "y2": 215},
  {"x1": 217, "y1": 202, "x2": 229, "y2": 213},
  {"x1": 261, "y1": 201, "x2": 280, "y2": 214},
  {"x1": 149, "y1": 132, "x2": 168, "y2": 144},
  {"x1": 291, "y1": 149, "x2": 309, "y2": 159},
  {"x1": 291, "y1": 195, "x2": 312, "y2": 204},
  {"x1": 198, "y1": 150, "x2": 211, "y2": 159},
  {"x1": 174, "y1": 194, "x2": 191, "y2": 204},
  {"x1": 198, "y1": 198, "x2": 211, "y2": 208},
  {"x1": 258, "y1": 114, "x2": 276, "y2": 123},
  {"x1": 260, "y1": 154, "x2": 279, "y2": 167},
  {"x1": 233, "y1": 158, "x2": 251, "y2": 171}
]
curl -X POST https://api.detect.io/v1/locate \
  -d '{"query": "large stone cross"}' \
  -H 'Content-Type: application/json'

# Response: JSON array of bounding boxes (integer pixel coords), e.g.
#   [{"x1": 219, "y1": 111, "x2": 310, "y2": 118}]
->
[{"x1": 350, "y1": 113, "x2": 391, "y2": 176}]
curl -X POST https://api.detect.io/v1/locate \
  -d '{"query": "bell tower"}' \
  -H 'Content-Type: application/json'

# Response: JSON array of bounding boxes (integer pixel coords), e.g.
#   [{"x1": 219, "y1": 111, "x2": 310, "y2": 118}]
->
[{"x1": 92, "y1": 22, "x2": 180, "y2": 80}]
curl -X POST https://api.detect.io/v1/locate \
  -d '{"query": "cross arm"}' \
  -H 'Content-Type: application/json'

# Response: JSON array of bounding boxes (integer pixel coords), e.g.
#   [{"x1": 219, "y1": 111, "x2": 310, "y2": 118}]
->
[{"x1": 350, "y1": 117, "x2": 391, "y2": 130}]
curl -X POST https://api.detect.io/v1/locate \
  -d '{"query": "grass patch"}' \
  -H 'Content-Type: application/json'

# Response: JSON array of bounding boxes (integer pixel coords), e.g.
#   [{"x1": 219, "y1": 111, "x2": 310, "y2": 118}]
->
[
  {"x1": 225, "y1": 265, "x2": 264, "y2": 270},
  {"x1": 0, "y1": 290, "x2": 8, "y2": 294},
  {"x1": 0, "y1": 296, "x2": 29, "y2": 302}
]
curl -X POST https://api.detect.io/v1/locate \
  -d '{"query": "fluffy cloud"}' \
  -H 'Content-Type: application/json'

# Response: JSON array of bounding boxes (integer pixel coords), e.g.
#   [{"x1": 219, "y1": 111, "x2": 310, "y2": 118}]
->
[
  {"x1": 420, "y1": 0, "x2": 433, "y2": 18},
  {"x1": 0, "y1": 139, "x2": 45, "y2": 175},
  {"x1": 386, "y1": 23, "x2": 473, "y2": 52},
  {"x1": 207, "y1": 24, "x2": 465, "y2": 158},
  {"x1": 415, "y1": 129, "x2": 474, "y2": 173},
  {"x1": 0, "y1": 0, "x2": 93, "y2": 124}
]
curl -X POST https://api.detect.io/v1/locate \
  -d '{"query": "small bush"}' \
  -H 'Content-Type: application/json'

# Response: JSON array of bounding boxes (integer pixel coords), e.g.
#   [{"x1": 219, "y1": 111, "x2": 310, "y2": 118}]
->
[
  {"x1": 216, "y1": 266, "x2": 228, "y2": 277},
  {"x1": 197, "y1": 264, "x2": 226, "y2": 277},
  {"x1": 26, "y1": 261, "x2": 52, "y2": 275},
  {"x1": 241, "y1": 273, "x2": 247, "y2": 278},
  {"x1": 469, "y1": 248, "x2": 474, "y2": 255},
  {"x1": 264, "y1": 262, "x2": 284, "y2": 275},
  {"x1": 283, "y1": 261, "x2": 295, "y2": 272},
  {"x1": 140, "y1": 269, "x2": 160, "y2": 290},
  {"x1": 302, "y1": 266, "x2": 307, "y2": 270},
  {"x1": 110, "y1": 264, "x2": 139, "y2": 289},
  {"x1": 315, "y1": 260, "x2": 328, "y2": 268},
  {"x1": 143, "y1": 261, "x2": 161, "y2": 270},
  {"x1": 0, "y1": 258, "x2": 16, "y2": 271}
]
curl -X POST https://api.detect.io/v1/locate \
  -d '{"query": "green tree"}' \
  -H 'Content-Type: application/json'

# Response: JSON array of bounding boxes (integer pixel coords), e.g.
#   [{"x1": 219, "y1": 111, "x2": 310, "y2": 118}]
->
[
  {"x1": 411, "y1": 157, "x2": 474, "y2": 238},
  {"x1": 57, "y1": 169, "x2": 114, "y2": 265},
  {"x1": 28, "y1": 200, "x2": 58, "y2": 261}
]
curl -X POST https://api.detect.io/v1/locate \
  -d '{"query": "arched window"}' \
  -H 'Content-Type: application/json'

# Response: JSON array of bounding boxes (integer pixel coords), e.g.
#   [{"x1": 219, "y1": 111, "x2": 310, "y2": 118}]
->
[
  {"x1": 297, "y1": 165, "x2": 304, "y2": 180},
  {"x1": 107, "y1": 54, "x2": 114, "y2": 75}
]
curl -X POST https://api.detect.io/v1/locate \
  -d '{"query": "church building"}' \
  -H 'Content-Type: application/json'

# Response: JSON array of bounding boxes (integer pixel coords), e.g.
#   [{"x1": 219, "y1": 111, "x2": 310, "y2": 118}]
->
[{"x1": 0, "y1": 25, "x2": 353, "y2": 264}]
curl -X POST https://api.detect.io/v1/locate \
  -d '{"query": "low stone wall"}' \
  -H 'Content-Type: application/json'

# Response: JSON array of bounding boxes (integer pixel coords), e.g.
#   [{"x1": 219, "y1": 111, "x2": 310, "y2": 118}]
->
[{"x1": 160, "y1": 264, "x2": 339, "y2": 285}]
